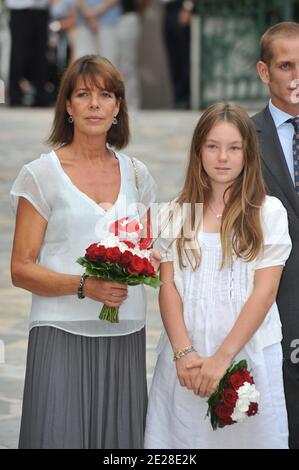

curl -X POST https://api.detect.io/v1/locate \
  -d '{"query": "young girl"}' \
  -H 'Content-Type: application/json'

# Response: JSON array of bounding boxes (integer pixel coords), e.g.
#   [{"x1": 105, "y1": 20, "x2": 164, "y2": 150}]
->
[{"x1": 145, "y1": 102, "x2": 291, "y2": 449}]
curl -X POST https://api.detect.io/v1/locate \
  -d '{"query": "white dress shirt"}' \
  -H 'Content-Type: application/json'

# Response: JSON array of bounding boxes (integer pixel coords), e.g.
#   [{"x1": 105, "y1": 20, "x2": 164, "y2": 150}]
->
[
  {"x1": 268, "y1": 99, "x2": 299, "y2": 184},
  {"x1": 5, "y1": 0, "x2": 48, "y2": 9}
]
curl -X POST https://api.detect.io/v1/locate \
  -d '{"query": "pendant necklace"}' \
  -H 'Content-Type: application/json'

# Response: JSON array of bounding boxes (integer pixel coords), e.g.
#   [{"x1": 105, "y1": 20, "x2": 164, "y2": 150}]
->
[{"x1": 207, "y1": 202, "x2": 223, "y2": 219}]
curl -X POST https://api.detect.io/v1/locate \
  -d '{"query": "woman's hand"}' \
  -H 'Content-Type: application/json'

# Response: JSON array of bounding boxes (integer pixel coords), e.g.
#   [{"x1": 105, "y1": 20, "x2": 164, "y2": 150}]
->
[
  {"x1": 150, "y1": 249, "x2": 161, "y2": 273},
  {"x1": 175, "y1": 351, "x2": 203, "y2": 391},
  {"x1": 186, "y1": 352, "x2": 232, "y2": 397},
  {"x1": 84, "y1": 277, "x2": 128, "y2": 307}
]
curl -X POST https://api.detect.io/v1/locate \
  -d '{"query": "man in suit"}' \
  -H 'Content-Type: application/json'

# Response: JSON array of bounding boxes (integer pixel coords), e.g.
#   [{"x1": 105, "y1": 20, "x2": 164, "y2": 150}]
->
[
  {"x1": 6, "y1": 0, "x2": 49, "y2": 106},
  {"x1": 160, "y1": 0, "x2": 195, "y2": 109},
  {"x1": 252, "y1": 21, "x2": 299, "y2": 449}
]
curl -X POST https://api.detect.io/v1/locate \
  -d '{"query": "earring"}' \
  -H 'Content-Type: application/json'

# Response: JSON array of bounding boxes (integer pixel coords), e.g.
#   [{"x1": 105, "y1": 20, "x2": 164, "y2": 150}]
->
[
  {"x1": 68, "y1": 115, "x2": 74, "y2": 124},
  {"x1": 112, "y1": 116, "x2": 118, "y2": 125}
]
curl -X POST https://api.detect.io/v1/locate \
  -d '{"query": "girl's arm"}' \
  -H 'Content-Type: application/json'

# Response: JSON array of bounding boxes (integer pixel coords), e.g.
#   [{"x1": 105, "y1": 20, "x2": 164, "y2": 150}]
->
[
  {"x1": 217, "y1": 265, "x2": 283, "y2": 359},
  {"x1": 187, "y1": 265, "x2": 284, "y2": 397},
  {"x1": 159, "y1": 261, "x2": 202, "y2": 390},
  {"x1": 11, "y1": 197, "x2": 127, "y2": 305}
]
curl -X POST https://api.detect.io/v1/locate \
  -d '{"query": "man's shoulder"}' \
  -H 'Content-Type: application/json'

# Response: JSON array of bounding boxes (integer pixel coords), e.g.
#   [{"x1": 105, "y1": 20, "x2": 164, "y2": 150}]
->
[{"x1": 251, "y1": 106, "x2": 269, "y2": 127}]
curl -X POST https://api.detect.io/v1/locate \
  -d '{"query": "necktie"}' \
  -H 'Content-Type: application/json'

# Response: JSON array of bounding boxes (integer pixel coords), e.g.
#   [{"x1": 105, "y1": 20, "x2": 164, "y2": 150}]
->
[{"x1": 286, "y1": 117, "x2": 299, "y2": 196}]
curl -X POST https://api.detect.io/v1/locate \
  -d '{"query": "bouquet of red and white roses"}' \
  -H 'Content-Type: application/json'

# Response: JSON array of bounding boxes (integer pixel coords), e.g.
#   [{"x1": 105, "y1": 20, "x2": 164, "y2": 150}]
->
[
  {"x1": 207, "y1": 360, "x2": 260, "y2": 430},
  {"x1": 77, "y1": 217, "x2": 162, "y2": 323}
]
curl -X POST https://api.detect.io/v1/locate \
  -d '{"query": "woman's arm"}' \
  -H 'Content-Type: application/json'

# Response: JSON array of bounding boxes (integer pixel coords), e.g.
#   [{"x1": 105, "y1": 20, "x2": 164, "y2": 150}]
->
[
  {"x1": 187, "y1": 265, "x2": 284, "y2": 397},
  {"x1": 159, "y1": 262, "x2": 202, "y2": 390},
  {"x1": 50, "y1": 7, "x2": 77, "y2": 32},
  {"x1": 11, "y1": 197, "x2": 127, "y2": 306}
]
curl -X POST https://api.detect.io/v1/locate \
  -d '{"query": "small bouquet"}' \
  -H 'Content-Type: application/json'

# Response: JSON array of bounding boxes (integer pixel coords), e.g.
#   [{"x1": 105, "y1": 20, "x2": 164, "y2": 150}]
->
[
  {"x1": 207, "y1": 360, "x2": 260, "y2": 430},
  {"x1": 77, "y1": 217, "x2": 162, "y2": 323}
]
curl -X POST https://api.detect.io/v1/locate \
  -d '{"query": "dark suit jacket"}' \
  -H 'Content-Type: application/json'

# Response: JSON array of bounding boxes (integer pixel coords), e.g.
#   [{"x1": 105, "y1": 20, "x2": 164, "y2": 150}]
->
[{"x1": 252, "y1": 106, "x2": 299, "y2": 448}]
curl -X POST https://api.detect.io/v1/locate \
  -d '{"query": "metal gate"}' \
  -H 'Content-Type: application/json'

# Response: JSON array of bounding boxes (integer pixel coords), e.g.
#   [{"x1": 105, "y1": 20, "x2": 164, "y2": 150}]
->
[{"x1": 195, "y1": 0, "x2": 294, "y2": 108}]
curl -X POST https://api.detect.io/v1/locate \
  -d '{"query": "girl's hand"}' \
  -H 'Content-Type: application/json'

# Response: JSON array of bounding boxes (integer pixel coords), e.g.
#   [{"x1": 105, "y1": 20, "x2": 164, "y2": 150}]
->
[
  {"x1": 175, "y1": 351, "x2": 203, "y2": 390},
  {"x1": 186, "y1": 352, "x2": 232, "y2": 397},
  {"x1": 150, "y1": 249, "x2": 161, "y2": 273},
  {"x1": 84, "y1": 277, "x2": 128, "y2": 307}
]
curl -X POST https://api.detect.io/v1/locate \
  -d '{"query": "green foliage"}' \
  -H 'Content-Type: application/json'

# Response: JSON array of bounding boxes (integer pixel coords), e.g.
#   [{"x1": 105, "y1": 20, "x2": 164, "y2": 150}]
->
[{"x1": 76, "y1": 257, "x2": 163, "y2": 288}]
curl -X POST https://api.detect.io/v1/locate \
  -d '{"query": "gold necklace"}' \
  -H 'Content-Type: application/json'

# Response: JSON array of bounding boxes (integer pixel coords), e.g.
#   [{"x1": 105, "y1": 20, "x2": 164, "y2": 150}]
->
[{"x1": 207, "y1": 202, "x2": 223, "y2": 219}]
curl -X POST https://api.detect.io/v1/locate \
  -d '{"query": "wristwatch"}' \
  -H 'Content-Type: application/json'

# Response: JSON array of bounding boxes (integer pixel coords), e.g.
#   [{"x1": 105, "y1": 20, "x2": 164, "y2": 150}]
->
[{"x1": 182, "y1": 0, "x2": 194, "y2": 12}]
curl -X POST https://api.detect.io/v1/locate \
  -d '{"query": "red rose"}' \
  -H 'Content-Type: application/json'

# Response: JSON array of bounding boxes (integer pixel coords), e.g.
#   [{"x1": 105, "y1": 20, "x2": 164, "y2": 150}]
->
[
  {"x1": 106, "y1": 247, "x2": 121, "y2": 263},
  {"x1": 247, "y1": 402, "x2": 259, "y2": 417},
  {"x1": 118, "y1": 250, "x2": 134, "y2": 267},
  {"x1": 124, "y1": 219, "x2": 142, "y2": 234},
  {"x1": 128, "y1": 255, "x2": 145, "y2": 274},
  {"x1": 123, "y1": 241, "x2": 136, "y2": 249},
  {"x1": 139, "y1": 238, "x2": 153, "y2": 250},
  {"x1": 221, "y1": 387, "x2": 238, "y2": 408},
  {"x1": 86, "y1": 244, "x2": 106, "y2": 262},
  {"x1": 239, "y1": 368, "x2": 254, "y2": 384},
  {"x1": 109, "y1": 217, "x2": 142, "y2": 238},
  {"x1": 85, "y1": 243, "x2": 99, "y2": 261},
  {"x1": 218, "y1": 416, "x2": 235, "y2": 427},
  {"x1": 142, "y1": 259, "x2": 155, "y2": 276},
  {"x1": 95, "y1": 245, "x2": 107, "y2": 262},
  {"x1": 109, "y1": 217, "x2": 128, "y2": 236},
  {"x1": 228, "y1": 371, "x2": 245, "y2": 390},
  {"x1": 214, "y1": 403, "x2": 234, "y2": 420}
]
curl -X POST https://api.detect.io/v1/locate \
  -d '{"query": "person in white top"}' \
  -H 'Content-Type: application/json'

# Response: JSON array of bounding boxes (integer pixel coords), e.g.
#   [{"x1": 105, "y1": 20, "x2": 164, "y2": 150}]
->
[
  {"x1": 145, "y1": 102, "x2": 291, "y2": 449},
  {"x1": 10, "y1": 54, "x2": 158, "y2": 449}
]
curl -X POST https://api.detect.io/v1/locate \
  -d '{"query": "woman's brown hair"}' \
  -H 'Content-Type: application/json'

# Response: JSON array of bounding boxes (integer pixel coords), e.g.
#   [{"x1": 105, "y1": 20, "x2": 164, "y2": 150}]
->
[
  {"x1": 47, "y1": 55, "x2": 129, "y2": 149},
  {"x1": 174, "y1": 102, "x2": 266, "y2": 270}
]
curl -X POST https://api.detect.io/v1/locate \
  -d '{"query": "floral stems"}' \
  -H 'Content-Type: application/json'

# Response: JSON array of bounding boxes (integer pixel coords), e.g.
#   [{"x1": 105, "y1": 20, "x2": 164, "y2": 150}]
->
[{"x1": 99, "y1": 305, "x2": 120, "y2": 323}]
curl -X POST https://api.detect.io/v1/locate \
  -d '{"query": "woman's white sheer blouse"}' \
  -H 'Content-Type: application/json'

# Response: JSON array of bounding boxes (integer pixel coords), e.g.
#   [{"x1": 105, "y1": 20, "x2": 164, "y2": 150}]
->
[{"x1": 10, "y1": 151, "x2": 157, "y2": 337}]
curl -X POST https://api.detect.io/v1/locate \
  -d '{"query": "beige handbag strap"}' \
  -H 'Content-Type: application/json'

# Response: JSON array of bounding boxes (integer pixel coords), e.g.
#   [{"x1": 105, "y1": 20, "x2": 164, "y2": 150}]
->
[{"x1": 130, "y1": 156, "x2": 139, "y2": 193}]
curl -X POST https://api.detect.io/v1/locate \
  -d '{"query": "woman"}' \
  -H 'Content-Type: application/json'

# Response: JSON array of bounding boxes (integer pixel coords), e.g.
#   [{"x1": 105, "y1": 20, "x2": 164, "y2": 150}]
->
[
  {"x1": 75, "y1": 0, "x2": 121, "y2": 63},
  {"x1": 145, "y1": 102, "x2": 291, "y2": 448},
  {"x1": 10, "y1": 55, "x2": 157, "y2": 449}
]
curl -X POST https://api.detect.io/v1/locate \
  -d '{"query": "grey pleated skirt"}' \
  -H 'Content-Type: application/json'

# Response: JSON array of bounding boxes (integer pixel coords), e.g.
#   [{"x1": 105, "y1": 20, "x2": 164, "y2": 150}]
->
[{"x1": 18, "y1": 326, "x2": 148, "y2": 449}]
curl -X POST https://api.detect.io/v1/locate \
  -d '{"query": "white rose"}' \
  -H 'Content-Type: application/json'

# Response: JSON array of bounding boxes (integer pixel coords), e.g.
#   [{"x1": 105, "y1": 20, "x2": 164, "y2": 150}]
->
[
  {"x1": 99, "y1": 235, "x2": 129, "y2": 253},
  {"x1": 237, "y1": 382, "x2": 252, "y2": 396},
  {"x1": 248, "y1": 387, "x2": 260, "y2": 404},
  {"x1": 231, "y1": 408, "x2": 247, "y2": 423},
  {"x1": 238, "y1": 383, "x2": 260, "y2": 404},
  {"x1": 131, "y1": 245, "x2": 151, "y2": 259},
  {"x1": 235, "y1": 396, "x2": 250, "y2": 413}
]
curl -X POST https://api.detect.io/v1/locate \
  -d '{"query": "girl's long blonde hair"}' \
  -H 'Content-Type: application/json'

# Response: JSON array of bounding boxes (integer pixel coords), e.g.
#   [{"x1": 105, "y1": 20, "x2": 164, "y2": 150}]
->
[{"x1": 175, "y1": 102, "x2": 266, "y2": 270}]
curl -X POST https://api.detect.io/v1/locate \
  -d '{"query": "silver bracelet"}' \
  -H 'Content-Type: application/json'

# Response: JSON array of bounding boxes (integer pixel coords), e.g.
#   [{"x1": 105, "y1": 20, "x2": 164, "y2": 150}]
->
[{"x1": 173, "y1": 345, "x2": 196, "y2": 362}]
